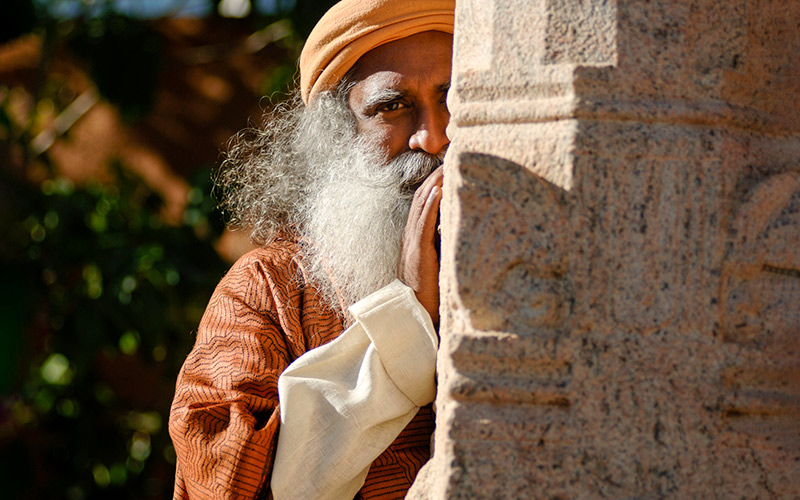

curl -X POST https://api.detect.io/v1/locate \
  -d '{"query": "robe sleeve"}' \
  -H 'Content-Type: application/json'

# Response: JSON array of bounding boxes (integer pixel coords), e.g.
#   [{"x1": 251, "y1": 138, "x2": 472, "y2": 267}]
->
[
  {"x1": 169, "y1": 249, "x2": 305, "y2": 500},
  {"x1": 270, "y1": 279, "x2": 438, "y2": 500}
]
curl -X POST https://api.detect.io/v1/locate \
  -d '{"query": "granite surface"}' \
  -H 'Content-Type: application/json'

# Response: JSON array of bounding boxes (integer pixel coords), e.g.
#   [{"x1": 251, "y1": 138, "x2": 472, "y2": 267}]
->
[{"x1": 409, "y1": 0, "x2": 800, "y2": 498}]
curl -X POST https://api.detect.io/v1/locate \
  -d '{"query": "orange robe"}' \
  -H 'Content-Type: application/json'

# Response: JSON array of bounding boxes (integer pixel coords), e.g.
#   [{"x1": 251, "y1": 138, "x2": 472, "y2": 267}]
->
[{"x1": 169, "y1": 240, "x2": 434, "y2": 499}]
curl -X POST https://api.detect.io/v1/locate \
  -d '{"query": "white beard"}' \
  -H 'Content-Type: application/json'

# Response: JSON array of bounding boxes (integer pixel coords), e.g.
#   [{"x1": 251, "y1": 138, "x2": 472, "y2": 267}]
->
[
  {"x1": 298, "y1": 137, "x2": 443, "y2": 317},
  {"x1": 291, "y1": 87, "x2": 445, "y2": 316},
  {"x1": 217, "y1": 87, "x2": 442, "y2": 317}
]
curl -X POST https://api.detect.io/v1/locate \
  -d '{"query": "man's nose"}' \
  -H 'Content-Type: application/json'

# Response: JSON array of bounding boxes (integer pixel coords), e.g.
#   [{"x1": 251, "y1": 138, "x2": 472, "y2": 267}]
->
[{"x1": 408, "y1": 106, "x2": 450, "y2": 155}]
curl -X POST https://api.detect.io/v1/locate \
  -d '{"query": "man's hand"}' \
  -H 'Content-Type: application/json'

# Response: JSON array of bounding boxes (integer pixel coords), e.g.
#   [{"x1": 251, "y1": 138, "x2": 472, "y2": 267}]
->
[{"x1": 399, "y1": 166, "x2": 443, "y2": 325}]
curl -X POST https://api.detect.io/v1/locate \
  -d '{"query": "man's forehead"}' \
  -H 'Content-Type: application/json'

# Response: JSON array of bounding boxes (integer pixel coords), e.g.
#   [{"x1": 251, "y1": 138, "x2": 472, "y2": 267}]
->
[{"x1": 349, "y1": 31, "x2": 453, "y2": 95}]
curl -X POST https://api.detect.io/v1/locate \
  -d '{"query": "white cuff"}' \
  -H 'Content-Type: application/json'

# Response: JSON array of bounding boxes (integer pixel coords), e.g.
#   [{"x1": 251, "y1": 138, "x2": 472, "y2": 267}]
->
[
  {"x1": 349, "y1": 279, "x2": 438, "y2": 406},
  {"x1": 271, "y1": 279, "x2": 439, "y2": 500}
]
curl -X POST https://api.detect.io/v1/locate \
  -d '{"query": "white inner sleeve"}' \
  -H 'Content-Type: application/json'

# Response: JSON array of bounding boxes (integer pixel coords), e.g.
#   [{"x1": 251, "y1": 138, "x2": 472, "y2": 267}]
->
[{"x1": 271, "y1": 279, "x2": 438, "y2": 500}]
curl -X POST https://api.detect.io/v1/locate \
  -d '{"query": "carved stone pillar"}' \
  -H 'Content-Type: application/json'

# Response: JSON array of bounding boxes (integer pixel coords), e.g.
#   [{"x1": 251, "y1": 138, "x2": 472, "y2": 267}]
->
[{"x1": 411, "y1": 0, "x2": 800, "y2": 497}]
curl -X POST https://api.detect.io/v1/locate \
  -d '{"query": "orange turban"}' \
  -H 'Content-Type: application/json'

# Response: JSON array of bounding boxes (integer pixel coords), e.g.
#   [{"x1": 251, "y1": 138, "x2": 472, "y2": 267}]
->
[{"x1": 299, "y1": 0, "x2": 455, "y2": 105}]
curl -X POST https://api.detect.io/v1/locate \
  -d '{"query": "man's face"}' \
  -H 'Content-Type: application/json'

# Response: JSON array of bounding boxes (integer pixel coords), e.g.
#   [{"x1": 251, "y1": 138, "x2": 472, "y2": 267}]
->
[{"x1": 347, "y1": 31, "x2": 453, "y2": 162}]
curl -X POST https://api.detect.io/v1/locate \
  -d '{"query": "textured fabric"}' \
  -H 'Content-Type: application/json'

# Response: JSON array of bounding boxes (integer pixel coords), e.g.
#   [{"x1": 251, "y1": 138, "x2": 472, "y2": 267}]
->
[
  {"x1": 299, "y1": 0, "x2": 455, "y2": 104},
  {"x1": 169, "y1": 240, "x2": 435, "y2": 499},
  {"x1": 272, "y1": 280, "x2": 438, "y2": 500}
]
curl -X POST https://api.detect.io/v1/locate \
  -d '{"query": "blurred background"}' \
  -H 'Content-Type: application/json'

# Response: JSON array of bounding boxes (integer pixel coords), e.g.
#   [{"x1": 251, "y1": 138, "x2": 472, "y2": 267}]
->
[{"x1": 0, "y1": 1, "x2": 335, "y2": 498}]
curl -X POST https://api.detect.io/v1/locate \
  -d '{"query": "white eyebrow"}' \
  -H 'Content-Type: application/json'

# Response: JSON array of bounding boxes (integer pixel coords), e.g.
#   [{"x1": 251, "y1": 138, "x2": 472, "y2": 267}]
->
[{"x1": 362, "y1": 88, "x2": 406, "y2": 109}]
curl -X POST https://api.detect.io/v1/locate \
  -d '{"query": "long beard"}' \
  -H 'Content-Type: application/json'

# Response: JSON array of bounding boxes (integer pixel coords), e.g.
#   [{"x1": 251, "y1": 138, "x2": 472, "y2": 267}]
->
[
  {"x1": 298, "y1": 136, "x2": 443, "y2": 318},
  {"x1": 217, "y1": 87, "x2": 443, "y2": 317}
]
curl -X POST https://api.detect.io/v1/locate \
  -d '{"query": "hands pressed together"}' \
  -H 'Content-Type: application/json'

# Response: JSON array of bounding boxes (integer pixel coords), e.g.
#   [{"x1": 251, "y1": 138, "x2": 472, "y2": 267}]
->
[{"x1": 399, "y1": 166, "x2": 444, "y2": 325}]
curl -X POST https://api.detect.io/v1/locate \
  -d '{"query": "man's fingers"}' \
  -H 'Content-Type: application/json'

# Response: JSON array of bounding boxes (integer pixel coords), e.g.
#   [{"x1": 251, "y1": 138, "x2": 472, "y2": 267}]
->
[
  {"x1": 424, "y1": 165, "x2": 444, "y2": 192},
  {"x1": 399, "y1": 165, "x2": 444, "y2": 325},
  {"x1": 408, "y1": 166, "x2": 444, "y2": 229},
  {"x1": 417, "y1": 185, "x2": 442, "y2": 240},
  {"x1": 415, "y1": 165, "x2": 444, "y2": 201}
]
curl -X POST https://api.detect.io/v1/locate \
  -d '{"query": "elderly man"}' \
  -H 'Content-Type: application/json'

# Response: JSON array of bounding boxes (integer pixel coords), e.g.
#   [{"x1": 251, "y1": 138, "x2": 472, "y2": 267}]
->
[{"x1": 168, "y1": 1, "x2": 454, "y2": 499}]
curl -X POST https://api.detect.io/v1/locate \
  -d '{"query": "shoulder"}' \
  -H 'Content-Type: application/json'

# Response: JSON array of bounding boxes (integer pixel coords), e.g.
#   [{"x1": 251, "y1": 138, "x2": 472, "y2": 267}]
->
[
  {"x1": 230, "y1": 239, "x2": 301, "y2": 280},
  {"x1": 231, "y1": 239, "x2": 302, "y2": 273},
  {"x1": 215, "y1": 239, "x2": 306, "y2": 311}
]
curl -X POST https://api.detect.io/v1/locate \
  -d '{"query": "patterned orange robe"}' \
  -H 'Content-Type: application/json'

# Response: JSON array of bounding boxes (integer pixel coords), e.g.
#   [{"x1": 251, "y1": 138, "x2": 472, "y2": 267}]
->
[{"x1": 169, "y1": 240, "x2": 434, "y2": 499}]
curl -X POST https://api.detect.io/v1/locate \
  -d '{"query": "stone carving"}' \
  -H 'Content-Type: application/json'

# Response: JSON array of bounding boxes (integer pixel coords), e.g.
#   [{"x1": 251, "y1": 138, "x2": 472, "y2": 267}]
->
[
  {"x1": 453, "y1": 152, "x2": 571, "y2": 334},
  {"x1": 414, "y1": 0, "x2": 800, "y2": 497},
  {"x1": 718, "y1": 171, "x2": 800, "y2": 498},
  {"x1": 722, "y1": 171, "x2": 800, "y2": 347}
]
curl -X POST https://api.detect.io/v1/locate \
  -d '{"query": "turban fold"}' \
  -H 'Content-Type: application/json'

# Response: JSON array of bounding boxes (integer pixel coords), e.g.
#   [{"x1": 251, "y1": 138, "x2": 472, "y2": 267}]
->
[{"x1": 299, "y1": 0, "x2": 455, "y2": 105}]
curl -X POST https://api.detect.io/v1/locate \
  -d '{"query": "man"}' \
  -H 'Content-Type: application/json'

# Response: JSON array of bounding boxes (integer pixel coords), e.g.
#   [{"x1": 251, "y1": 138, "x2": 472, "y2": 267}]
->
[{"x1": 168, "y1": 1, "x2": 454, "y2": 499}]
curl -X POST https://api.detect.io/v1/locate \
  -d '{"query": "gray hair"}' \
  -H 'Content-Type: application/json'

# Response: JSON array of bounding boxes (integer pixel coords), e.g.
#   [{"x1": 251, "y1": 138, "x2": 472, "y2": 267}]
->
[
  {"x1": 215, "y1": 82, "x2": 356, "y2": 246},
  {"x1": 215, "y1": 83, "x2": 443, "y2": 314}
]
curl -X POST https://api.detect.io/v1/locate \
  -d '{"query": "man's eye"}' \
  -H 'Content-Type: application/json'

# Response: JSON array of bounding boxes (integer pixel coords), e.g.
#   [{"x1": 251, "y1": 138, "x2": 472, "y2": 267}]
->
[{"x1": 381, "y1": 102, "x2": 405, "y2": 112}]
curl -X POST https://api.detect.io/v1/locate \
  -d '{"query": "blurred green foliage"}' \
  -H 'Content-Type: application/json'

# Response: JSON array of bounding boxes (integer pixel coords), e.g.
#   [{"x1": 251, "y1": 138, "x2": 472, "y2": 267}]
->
[
  {"x1": 0, "y1": 165, "x2": 229, "y2": 499},
  {"x1": 0, "y1": 0, "x2": 330, "y2": 498},
  {"x1": 68, "y1": 14, "x2": 163, "y2": 122}
]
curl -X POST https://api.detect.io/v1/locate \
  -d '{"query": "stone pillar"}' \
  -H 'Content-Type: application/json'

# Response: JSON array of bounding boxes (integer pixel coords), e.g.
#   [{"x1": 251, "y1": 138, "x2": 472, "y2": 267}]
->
[{"x1": 411, "y1": 0, "x2": 800, "y2": 497}]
